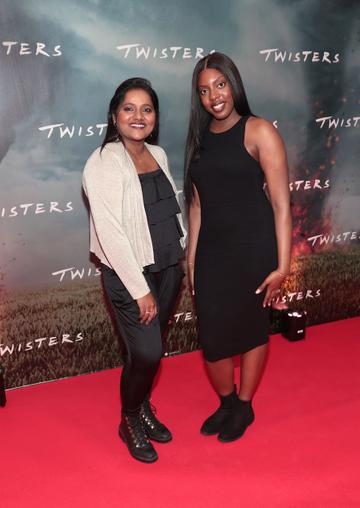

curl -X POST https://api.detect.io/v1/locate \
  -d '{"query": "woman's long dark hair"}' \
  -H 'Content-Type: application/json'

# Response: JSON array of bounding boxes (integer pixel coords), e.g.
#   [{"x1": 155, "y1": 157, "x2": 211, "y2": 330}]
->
[
  {"x1": 101, "y1": 77, "x2": 159, "y2": 152},
  {"x1": 184, "y1": 52, "x2": 254, "y2": 204}
]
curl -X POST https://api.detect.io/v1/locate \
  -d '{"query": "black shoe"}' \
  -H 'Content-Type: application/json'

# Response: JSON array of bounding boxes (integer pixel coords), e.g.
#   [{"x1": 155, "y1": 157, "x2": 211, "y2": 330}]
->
[
  {"x1": 140, "y1": 398, "x2": 172, "y2": 443},
  {"x1": 200, "y1": 387, "x2": 238, "y2": 436},
  {"x1": 119, "y1": 413, "x2": 158, "y2": 463},
  {"x1": 217, "y1": 399, "x2": 255, "y2": 443}
]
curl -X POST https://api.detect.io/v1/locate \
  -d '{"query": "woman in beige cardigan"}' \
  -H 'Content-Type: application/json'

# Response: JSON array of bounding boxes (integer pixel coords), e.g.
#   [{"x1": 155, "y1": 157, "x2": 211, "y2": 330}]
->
[{"x1": 83, "y1": 78, "x2": 185, "y2": 463}]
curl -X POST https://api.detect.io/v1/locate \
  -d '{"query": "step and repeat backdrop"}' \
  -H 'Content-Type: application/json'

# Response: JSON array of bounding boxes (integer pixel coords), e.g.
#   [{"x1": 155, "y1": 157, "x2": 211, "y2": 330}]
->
[{"x1": 0, "y1": 0, "x2": 359, "y2": 388}]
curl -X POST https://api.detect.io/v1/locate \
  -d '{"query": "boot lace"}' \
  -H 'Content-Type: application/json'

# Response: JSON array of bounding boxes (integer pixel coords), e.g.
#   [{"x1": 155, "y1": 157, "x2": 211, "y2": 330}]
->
[
  {"x1": 125, "y1": 416, "x2": 150, "y2": 448},
  {"x1": 141, "y1": 400, "x2": 160, "y2": 430}
]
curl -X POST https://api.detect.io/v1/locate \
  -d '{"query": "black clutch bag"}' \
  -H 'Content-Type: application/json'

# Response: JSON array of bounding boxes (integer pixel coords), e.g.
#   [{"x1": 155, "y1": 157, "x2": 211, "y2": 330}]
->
[{"x1": 281, "y1": 311, "x2": 306, "y2": 341}]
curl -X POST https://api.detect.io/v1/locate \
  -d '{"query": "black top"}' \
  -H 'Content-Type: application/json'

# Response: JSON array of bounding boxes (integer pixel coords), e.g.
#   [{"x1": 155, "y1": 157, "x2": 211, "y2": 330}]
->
[
  {"x1": 190, "y1": 116, "x2": 276, "y2": 249},
  {"x1": 139, "y1": 168, "x2": 184, "y2": 272}
]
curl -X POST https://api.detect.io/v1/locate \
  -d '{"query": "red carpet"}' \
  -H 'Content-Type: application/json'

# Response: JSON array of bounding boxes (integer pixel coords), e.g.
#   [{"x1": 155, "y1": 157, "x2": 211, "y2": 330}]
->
[{"x1": 1, "y1": 317, "x2": 360, "y2": 508}]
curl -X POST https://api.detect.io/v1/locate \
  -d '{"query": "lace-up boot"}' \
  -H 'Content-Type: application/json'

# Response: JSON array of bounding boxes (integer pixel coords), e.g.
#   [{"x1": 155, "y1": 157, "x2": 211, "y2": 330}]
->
[
  {"x1": 119, "y1": 409, "x2": 158, "y2": 463},
  {"x1": 140, "y1": 397, "x2": 172, "y2": 443},
  {"x1": 200, "y1": 387, "x2": 238, "y2": 436}
]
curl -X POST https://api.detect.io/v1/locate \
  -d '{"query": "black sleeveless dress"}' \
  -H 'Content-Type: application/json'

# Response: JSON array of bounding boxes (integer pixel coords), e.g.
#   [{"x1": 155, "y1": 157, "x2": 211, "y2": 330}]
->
[{"x1": 189, "y1": 116, "x2": 278, "y2": 362}]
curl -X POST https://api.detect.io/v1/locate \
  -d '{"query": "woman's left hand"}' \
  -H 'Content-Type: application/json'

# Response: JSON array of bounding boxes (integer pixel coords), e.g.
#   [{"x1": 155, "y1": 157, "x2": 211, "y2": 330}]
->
[{"x1": 255, "y1": 270, "x2": 287, "y2": 308}]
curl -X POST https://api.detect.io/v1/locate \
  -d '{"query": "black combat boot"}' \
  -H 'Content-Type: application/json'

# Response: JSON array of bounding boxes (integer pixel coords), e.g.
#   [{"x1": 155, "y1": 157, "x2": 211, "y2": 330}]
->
[
  {"x1": 119, "y1": 409, "x2": 158, "y2": 463},
  {"x1": 140, "y1": 397, "x2": 172, "y2": 443}
]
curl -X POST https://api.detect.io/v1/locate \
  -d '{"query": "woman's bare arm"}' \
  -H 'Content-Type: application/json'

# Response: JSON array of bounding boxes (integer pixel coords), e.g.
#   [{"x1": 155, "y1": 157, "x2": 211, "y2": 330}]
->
[{"x1": 250, "y1": 118, "x2": 292, "y2": 306}]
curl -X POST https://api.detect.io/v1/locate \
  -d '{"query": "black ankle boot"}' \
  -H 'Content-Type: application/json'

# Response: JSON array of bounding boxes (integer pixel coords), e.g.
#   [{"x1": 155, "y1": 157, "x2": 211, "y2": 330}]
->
[
  {"x1": 217, "y1": 398, "x2": 255, "y2": 443},
  {"x1": 119, "y1": 410, "x2": 158, "y2": 463},
  {"x1": 140, "y1": 398, "x2": 172, "y2": 443},
  {"x1": 200, "y1": 387, "x2": 238, "y2": 436}
]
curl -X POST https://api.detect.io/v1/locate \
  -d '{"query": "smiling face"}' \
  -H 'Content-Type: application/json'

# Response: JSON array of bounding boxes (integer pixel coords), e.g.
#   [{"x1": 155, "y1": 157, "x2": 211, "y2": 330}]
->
[
  {"x1": 197, "y1": 68, "x2": 240, "y2": 129},
  {"x1": 113, "y1": 88, "x2": 156, "y2": 145}
]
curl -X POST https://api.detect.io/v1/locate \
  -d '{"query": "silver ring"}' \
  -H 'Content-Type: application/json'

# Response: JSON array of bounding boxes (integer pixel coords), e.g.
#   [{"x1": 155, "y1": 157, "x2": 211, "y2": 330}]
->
[{"x1": 145, "y1": 311, "x2": 151, "y2": 314}]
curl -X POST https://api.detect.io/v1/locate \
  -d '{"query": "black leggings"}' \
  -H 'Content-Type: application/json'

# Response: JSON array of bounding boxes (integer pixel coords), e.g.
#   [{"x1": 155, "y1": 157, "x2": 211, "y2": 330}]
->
[{"x1": 102, "y1": 263, "x2": 183, "y2": 412}]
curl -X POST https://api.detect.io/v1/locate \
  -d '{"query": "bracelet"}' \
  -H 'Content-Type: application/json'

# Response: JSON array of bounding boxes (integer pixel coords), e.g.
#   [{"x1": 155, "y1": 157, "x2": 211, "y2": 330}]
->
[{"x1": 276, "y1": 269, "x2": 289, "y2": 278}]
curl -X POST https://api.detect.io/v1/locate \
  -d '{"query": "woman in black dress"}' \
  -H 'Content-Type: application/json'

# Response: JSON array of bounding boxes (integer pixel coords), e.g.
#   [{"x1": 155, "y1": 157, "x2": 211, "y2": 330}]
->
[{"x1": 185, "y1": 53, "x2": 292, "y2": 442}]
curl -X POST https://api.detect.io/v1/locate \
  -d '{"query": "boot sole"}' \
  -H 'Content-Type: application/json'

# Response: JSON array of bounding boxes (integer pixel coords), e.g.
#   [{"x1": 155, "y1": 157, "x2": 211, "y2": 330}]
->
[
  {"x1": 217, "y1": 416, "x2": 255, "y2": 443},
  {"x1": 119, "y1": 428, "x2": 158, "y2": 463}
]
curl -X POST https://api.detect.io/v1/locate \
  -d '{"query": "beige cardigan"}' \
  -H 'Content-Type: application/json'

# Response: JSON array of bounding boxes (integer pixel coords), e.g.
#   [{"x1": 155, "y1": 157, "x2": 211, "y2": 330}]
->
[{"x1": 83, "y1": 141, "x2": 186, "y2": 299}]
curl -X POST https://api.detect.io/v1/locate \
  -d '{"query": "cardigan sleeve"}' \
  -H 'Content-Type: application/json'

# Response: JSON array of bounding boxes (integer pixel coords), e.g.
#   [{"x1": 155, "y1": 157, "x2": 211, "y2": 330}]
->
[{"x1": 83, "y1": 150, "x2": 150, "y2": 300}]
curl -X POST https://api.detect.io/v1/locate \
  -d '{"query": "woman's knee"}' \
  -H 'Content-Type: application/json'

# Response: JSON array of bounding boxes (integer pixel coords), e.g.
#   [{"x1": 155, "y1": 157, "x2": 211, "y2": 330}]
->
[{"x1": 131, "y1": 341, "x2": 163, "y2": 369}]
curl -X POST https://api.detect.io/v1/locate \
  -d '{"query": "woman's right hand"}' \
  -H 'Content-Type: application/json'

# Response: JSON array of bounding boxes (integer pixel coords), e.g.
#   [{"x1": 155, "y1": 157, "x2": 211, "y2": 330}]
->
[
  {"x1": 187, "y1": 263, "x2": 195, "y2": 296},
  {"x1": 136, "y1": 292, "x2": 157, "y2": 324}
]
